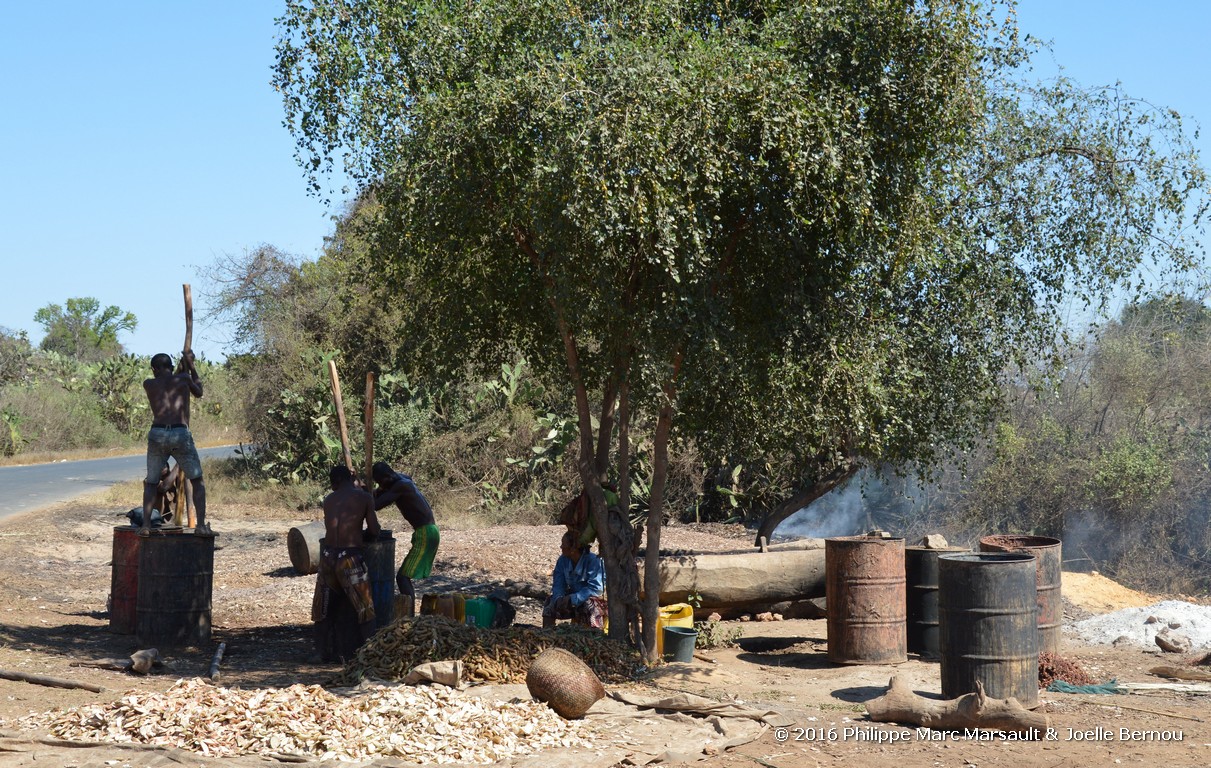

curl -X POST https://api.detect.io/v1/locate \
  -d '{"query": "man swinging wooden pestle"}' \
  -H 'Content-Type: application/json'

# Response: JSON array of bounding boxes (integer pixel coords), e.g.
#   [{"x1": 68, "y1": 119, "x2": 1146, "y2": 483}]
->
[
  {"x1": 138, "y1": 284, "x2": 210, "y2": 536},
  {"x1": 139, "y1": 350, "x2": 209, "y2": 535}
]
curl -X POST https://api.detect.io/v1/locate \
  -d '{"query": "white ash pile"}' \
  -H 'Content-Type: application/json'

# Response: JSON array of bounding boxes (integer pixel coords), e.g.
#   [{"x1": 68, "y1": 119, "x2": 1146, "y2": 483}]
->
[{"x1": 1071, "y1": 600, "x2": 1211, "y2": 650}]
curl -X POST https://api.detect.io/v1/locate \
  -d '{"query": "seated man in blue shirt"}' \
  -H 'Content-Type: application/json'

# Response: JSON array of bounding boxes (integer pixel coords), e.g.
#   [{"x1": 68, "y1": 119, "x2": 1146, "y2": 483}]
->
[{"x1": 543, "y1": 530, "x2": 607, "y2": 629}]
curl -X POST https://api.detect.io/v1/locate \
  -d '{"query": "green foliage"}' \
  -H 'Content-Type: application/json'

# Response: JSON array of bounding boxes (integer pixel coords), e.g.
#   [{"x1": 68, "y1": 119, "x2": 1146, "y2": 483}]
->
[
  {"x1": 0, "y1": 407, "x2": 23, "y2": 456},
  {"x1": 0, "y1": 328, "x2": 33, "y2": 386},
  {"x1": 1087, "y1": 435, "x2": 1173, "y2": 514},
  {"x1": 694, "y1": 619, "x2": 743, "y2": 650},
  {"x1": 33, "y1": 297, "x2": 137, "y2": 362},
  {"x1": 0, "y1": 381, "x2": 127, "y2": 453},
  {"x1": 274, "y1": 0, "x2": 1207, "y2": 536},
  {"x1": 506, "y1": 411, "x2": 577, "y2": 474},
  {"x1": 88, "y1": 354, "x2": 147, "y2": 435},
  {"x1": 270, "y1": 0, "x2": 1210, "y2": 645},
  {"x1": 935, "y1": 296, "x2": 1211, "y2": 593}
]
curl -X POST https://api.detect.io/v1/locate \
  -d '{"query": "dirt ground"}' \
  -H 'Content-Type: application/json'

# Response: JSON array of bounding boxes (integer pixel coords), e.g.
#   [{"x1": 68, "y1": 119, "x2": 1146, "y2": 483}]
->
[{"x1": 1, "y1": 493, "x2": 1210, "y2": 767}]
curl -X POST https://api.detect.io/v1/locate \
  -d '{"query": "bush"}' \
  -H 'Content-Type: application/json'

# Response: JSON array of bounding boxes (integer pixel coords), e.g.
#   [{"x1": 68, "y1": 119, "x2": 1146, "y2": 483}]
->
[{"x1": 0, "y1": 384, "x2": 129, "y2": 453}]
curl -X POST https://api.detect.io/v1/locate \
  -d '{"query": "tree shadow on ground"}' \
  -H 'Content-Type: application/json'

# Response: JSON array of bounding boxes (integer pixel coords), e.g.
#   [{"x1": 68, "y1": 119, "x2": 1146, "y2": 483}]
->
[{"x1": 735, "y1": 634, "x2": 833, "y2": 670}]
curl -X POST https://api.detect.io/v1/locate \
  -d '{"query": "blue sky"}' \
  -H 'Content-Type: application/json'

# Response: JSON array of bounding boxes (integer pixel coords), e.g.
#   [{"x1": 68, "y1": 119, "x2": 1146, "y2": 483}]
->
[{"x1": 1, "y1": 2, "x2": 1208, "y2": 362}]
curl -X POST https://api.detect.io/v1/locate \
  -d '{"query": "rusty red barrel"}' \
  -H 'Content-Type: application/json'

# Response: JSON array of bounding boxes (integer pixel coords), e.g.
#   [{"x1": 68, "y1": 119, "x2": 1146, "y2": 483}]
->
[
  {"x1": 939, "y1": 552, "x2": 1039, "y2": 707},
  {"x1": 136, "y1": 530, "x2": 216, "y2": 647},
  {"x1": 904, "y1": 545, "x2": 968, "y2": 659},
  {"x1": 110, "y1": 526, "x2": 142, "y2": 634},
  {"x1": 825, "y1": 535, "x2": 906, "y2": 664},
  {"x1": 979, "y1": 535, "x2": 1061, "y2": 653}
]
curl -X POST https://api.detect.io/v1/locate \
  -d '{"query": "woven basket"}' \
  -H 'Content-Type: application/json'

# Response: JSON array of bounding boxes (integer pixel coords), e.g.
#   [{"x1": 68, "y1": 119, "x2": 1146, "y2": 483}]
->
[{"x1": 526, "y1": 648, "x2": 605, "y2": 719}]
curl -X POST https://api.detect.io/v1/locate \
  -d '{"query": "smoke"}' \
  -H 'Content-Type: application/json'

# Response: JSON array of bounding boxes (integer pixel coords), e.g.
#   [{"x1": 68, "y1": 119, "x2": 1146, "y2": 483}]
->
[
  {"x1": 774, "y1": 468, "x2": 947, "y2": 542},
  {"x1": 776, "y1": 471, "x2": 874, "y2": 541}
]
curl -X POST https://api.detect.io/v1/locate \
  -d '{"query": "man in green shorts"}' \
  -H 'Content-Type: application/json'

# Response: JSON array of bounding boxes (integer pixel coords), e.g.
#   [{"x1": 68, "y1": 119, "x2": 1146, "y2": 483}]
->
[{"x1": 372, "y1": 462, "x2": 438, "y2": 616}]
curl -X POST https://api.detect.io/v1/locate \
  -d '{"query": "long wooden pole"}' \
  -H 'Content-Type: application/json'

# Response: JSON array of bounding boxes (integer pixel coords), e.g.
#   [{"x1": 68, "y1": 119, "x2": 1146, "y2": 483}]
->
[
  {"x1": 182, "y1": 284, "x2": 193, "y2": 357},
  {"x1": 327, "y1": 360, "x2": 355, "y2": 472},
  {"x1": 181, "y1": 284, "x2": 196, "y2": 527},
  {"x1": 0, "y1": 668, "x2": 104, "y2": 693},
  {"x1": 364, "y1": 372, "x2": 376, "y2": 492}
]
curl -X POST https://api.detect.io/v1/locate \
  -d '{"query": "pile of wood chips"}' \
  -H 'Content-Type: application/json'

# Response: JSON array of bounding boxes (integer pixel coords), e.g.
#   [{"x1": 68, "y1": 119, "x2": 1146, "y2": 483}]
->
[
  {"x1": 18, "y1": 677, "x2": 591, "y2": 763},
  {"x1": 333, "y1": 615, "x2": 642, "y2": 687},
  {"x1": 1038, "y1": 651, "x2": 1097, "y2": 689}
]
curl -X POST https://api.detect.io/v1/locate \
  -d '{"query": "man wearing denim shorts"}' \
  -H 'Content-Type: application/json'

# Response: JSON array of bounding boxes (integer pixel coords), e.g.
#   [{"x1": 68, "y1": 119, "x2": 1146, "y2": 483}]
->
[{"x1": 141, "y1": 351, "x2": 208, "y2": 535}]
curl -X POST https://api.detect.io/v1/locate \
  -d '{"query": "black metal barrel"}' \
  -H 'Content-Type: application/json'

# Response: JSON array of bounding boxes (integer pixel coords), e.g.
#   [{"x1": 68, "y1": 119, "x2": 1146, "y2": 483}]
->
[
  {"x1": 825, "y1": 535, "x2": 907, "y2": 665},
  {"x1": 364, "y1": 530, "x2": 396, "y2": 629},
  {"x1": 135, "y1": 530, "x2": 216, "y2": 647},
  {"x1": 939, "y1": 552, "x2": 1039, "y2": 707},
  {"x1": 904, "y1": 545, "x2": 968, "y2": 659}
]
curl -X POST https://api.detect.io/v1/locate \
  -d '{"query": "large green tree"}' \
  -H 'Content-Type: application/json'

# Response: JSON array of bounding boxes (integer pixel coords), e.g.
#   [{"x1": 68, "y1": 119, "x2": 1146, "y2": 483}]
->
[
  {"x1": 34, "y1": 297, "x2": 137, "y2": 362},
  {"x1": 275, "y1": 0, "x2": 1207, "y2": 657}
]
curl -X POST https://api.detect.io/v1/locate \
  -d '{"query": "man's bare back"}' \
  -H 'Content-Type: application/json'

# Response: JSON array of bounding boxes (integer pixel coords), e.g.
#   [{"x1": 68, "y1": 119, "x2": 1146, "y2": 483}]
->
[
  {"x1": 144, "y1": 352, "x2": 202, "y2": 425},
  {"x1": 324, "y1": 470, "x2": 381, "y2": 549}
]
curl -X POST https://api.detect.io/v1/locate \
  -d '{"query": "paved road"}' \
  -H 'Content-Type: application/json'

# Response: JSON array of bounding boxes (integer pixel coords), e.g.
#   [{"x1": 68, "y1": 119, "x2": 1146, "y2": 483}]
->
[{"x1": 0, "y1": 445, "x2": 243, "y2": 522}]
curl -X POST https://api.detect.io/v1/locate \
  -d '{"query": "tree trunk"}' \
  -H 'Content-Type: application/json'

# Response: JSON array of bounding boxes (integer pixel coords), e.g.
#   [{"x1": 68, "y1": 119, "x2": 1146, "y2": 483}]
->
[
  {"x1": 641, "y1": 373, "x2": 678, "y2": 663},
  {"x1": 755, "y1": 460, "x2": 859, "y2": 545}
]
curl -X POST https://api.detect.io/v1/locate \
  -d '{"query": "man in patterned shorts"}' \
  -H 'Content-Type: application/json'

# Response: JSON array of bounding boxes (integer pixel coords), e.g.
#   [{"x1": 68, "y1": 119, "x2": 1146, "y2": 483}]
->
[{"x1": 313, "y1": 465, "x2": 381, "y2": 661}]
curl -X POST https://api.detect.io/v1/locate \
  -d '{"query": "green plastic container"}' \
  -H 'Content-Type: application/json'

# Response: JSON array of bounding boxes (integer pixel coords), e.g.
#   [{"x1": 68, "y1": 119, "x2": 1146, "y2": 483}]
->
[
  {"x1": 663, "y1": 625, "x2": 698, "y2": 662},
  {"x1": 464, "y1": 597, "x2": 497, "y2": 627}
]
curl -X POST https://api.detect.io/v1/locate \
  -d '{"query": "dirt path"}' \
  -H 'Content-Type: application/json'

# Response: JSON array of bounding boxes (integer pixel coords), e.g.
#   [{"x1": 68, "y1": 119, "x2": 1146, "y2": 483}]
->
[{"x1": 0, "y1": 494, "x2": 1209, "y2": 767}]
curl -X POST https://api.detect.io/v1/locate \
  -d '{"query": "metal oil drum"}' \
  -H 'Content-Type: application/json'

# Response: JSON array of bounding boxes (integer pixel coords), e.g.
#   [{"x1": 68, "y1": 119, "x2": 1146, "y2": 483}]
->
[
  {"x1": 938, "y1": 552, "x2": 1039, "y2": 707},
  {"x1": 135, "y1": 529, "x2": 215, "y2": 648},
  {"x1": 904, "y1": 545, "x2": 969, "y2": 659},
  {"x1": 363, "y1": 529, "x2": 396, "y2": 629},
  {"x1": 979, "y1": 535, "x2": 1062, "y2": 653},
  {"x1": 825, "y1": 534, "x2": 907, "y2": 665}
]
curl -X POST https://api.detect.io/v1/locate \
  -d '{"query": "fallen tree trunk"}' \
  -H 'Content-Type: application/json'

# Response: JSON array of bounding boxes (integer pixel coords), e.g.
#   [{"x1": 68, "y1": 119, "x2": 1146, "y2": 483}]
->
[
  {"x1": 866, "y1": 676, "x2": 1049, "y2": 736},
  {"x1": 636, "y1": 544, "x2": 826, "y2": 613}
]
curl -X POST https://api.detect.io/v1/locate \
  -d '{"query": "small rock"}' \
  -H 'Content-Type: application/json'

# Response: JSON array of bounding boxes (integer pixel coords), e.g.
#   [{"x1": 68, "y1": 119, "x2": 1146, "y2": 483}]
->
[
  {"x1": 1155, "y1": 628, "x2": 1192, "y2": 654},
  {"x1": 755, "y1": 612, "x2": 775, "y2": 622},
  {"x1": 1145, "y1": 615, "x2": 1160, "y2": 625},
  {"x1": 1168, "y1": 621, "x2": 1182, "y2": 629},
  {"x1": 1111, "y1": 635, "x2": 1135, "y2": 648},
  {"x1": 921, "y1": 534, "x2": 949, "y2": 549},
  {"x1": 707, "y1": 612, "x2": 722, "y2": 623},
  {"x1": 772, "y1": 613, "x2": 784, "y2": 621},
  {"x1": 739, "y1": 614, "x2": 752, "y2": 622}
]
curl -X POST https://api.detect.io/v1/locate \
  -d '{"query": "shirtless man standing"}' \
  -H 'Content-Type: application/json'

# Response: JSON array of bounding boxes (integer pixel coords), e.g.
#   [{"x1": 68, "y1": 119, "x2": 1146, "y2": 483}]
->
[
  {"x1": 372, "y1": 461, "x2": 438, "y2": 616},
  {"x1": 141, "y1": 352, "x2": 207, "y2": 535},
  {"x1": 313, "y1": 465, "x2": 382, "y2": 660}
]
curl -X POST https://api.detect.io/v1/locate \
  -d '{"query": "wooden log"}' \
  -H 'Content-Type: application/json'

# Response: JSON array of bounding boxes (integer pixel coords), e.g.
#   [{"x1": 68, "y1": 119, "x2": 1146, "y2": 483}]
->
[
  {"x1": 70, "y1": 659, "x2": 132, "y2": 672},
  {"x1": 327, "y1": 360, "x2": 355, "y2": 472},
  {"x1": 1150, "y1": 665, "x2": 1211, "y2": 683},
  {"x1": 287, "y1": 521, "x2": 327, "y2": 575},
  {"x1": 207, "y1": 642, "x2": 227, "y2": 682},
  {"x1": 178, "y1": 285, "x2": 197, "y2": 528},
  {"x1": 0, "y1": 668, "x2": 104, "y2": 693},
  {"x1": 181, "y1": 284, "x2": 193, "y2": 358},
  {"x1": 866, "y1": 675, "x2": 1049, "y2": 735},
  {"x1": 129, "y1": 648, "x2": 162, "y2": 675},
  {"x1": 636, "y1": 545, "x2": 826, "y2": 612},
  {"x1": 364, "y1": 372, "x2": 376, "y2": 492}
]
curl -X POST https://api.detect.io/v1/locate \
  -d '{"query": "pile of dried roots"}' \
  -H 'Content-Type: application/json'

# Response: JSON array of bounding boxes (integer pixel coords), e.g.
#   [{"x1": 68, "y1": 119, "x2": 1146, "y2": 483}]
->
[
  {"x1": 333, "y1": 615, "x2": 641, "y2": 687},
  {"x1": 18, "y1": 678, "x2": 590, "y2": 762},
  {"x1": 1038, "y1": 651, "x2": 1096, "y2": 689}
]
